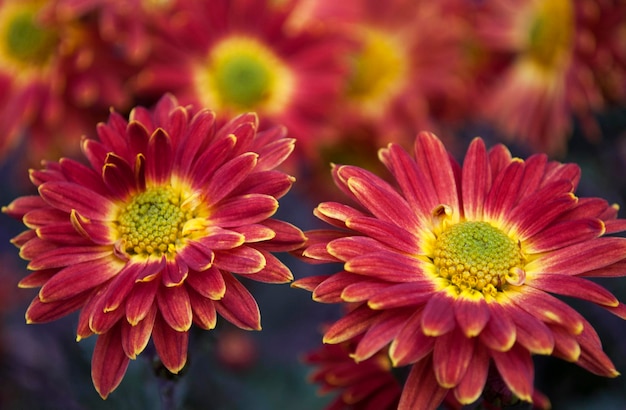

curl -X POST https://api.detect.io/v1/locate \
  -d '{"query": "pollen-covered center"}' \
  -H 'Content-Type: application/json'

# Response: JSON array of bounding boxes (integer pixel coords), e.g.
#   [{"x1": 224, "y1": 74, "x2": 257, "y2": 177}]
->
[
  {"x1": 195, "y1": 36, "x2": 294, "y2": 114},
  {"x1": 117, "y1": 187, "x2": 192, "y2": 257},
  {"x1": 526, "y1": 0, "x2": 573, "y2": 70},
  {"x1": 433, "y1": 221, "x2": 525, "y2": 296}
]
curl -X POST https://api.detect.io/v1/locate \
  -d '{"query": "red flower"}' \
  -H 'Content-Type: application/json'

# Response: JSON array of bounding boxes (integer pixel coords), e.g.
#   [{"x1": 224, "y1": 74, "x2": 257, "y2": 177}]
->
[
  {"x1": 294, "y1": 131, "x2": 626, "y2": 409},
  {"x1": 4, "y1": 94, "x2": 304, "y2": 398}
]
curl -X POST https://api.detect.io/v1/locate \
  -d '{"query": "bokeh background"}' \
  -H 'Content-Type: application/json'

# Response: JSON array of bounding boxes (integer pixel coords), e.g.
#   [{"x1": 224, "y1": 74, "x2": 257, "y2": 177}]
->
[{"x1": 0, "y1": 0, "x2": 625, "y2": 409}]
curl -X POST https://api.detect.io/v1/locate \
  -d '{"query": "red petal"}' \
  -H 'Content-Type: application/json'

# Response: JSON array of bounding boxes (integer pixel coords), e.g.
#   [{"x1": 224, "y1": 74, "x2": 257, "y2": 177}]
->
[
  {"x1": 91, "y1": 324, "x2": 130, "y2": 399},
  {"x1": 162, "y1": 259, "x2": 189, "y2": 287},
  {"x1": 550, "y1": 325, "x2": 581, "y2": 362},
  {"x1": 491, "y1": 344, "x2": 534, "y2": 403},
  {"x1": 352, "y1": 310, "x2": 409, "y2": 362},
  {"x1": 214, "y1": 272, "x2": 261, "y2": 330},
  {"x1": 39, "y1": 257, "x2": 123, "y2": 302},
  {"x1": 126, "y1": 278, "x2": 159, "y2": 325},
  {"x1": 478, "y1": 302, "x2": 516, "y2": 352},
  {"x1": 186, "y1": 266, "x2": 226, "y2": 300},
  {"x1": 413, "y1": 131, "x2": 460, "y2": 213},
  {"x1": 152, "y1": 315, "x2": 188, "y2": 374},
  {"x1": 213, "y1": 246, "x2": 266, "y2": 274},
  {"x1": 188, "y1": 288, "x2": 217, "y2": 330},
  {"x1": 157, "y1": 285, "x2": 192, "y2": 332},
  {"x1": 312, "y1": 271, "x2": 363, "y2": 303},
  {"x1": 343, "y1": 216, "x2": 421, "y2": 254},
  {"x1": 25, "y1": 293, "x2": 88, "y2": 323},
  {"x1": 345, "y1": 251, "x2": 425, "y2": 282},
  {"x1": 341, "y1": 280, "x2": 394, "y2": 303},
  {"x1": 461, "y1": 138, "x2": 490, "y2": 221},
  {"x1": 177, "y1": 241, "x2": 214, "y2": 271},
  {"x1": 39, "y1": 181, "x2": 117, "y2": 220},
  {"x1": 398, "y1": 356, "x2": 448, "y2": 410},
  {"x1": 524, "y1": 218, "x2": 605, "y2": 253},
  {"x1": 421, "y1": 291, "x2": 456, "y2": 336},
  {"x1": 525, "y1": 237, "x2": 626, "y2": 276},
  {"x1": 505, "y1": 303, "x2": 555, "y2": 355},
  {"x1": 245, "y1": 250, "x2": 293, "y2": 283},
  {"x1": 454, "y1": 290, "x2": 490, "y2": 337},
  {"x1": 454, "y1": 344, "x2": 490, "y2": 404},
  {"x1": 209, "y1": 194, "x2": 278, "y2": 227},
  {"x1": 433, "y1": 327, "x2": 475, "y2": 388},
  {"x1": 484, "y1": 160, "x2": 524, "y2": 223},
  {"x1": 146, "y1": 128, "x2": 173, "y2": 185},
  {"x1": 389, "y1": 309, "x2": 435, "y2": 366},
  {"x1": 528, "y1": 274, "x2": 618, "y2": 307},
  {"x1": 367, "y1": 281, "x2": 434, "y2": 310},
  {"x1": 204, "y1": 153, "x2": 258, "y2": 206},
  {"x1": 323, "y1": 304, "x2": 379, "y2": 344},
  {"x1": 28, "y1": 246, "x2": 113, "y2": 270},
  {"x1": 121, "y1": 305, "x2": 156, "y2": 359}
]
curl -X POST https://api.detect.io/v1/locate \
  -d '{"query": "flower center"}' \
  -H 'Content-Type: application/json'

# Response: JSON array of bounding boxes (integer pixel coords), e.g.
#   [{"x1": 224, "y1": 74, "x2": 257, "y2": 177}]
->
[
  {"x1": 526, "y1": 0, "x2": 573, "y2": 70},
  {"x1": 0, "y1": 4, "x2": 58, "y2": 69},
  {"x1": 433, "y1": 221, "x2": 525, "y2": 296},
  {"x1": 346, "y1": 27, "x2": 407, "y2": 112},
  {"x1": 195, "y1": 36, "x2": 294, "y2": 113},
  {"x1": 117, "y1": 187, "x2": 192, "y2": 257}
]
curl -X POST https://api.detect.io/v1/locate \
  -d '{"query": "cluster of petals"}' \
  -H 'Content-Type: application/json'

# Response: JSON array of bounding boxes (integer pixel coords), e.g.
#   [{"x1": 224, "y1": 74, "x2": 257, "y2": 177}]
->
[
  {"x1": 293, "y1": 131, "x2": 626, "y2": 409},
  {"x1": 3, "y1": 94, "x2": 304, "y2": 398}
]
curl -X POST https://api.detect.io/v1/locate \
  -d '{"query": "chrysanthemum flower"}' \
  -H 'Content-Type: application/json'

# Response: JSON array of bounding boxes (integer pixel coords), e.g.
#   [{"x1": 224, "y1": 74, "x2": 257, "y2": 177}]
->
[
  {"x1": 293, "y1": 131, "x2": 626, "y2": 409},
  {"x1": 132, "y1": 0, "x2": 349, "y2": 160},
  {"x1": 3, "y1": 94, "x2": 305, "y2": 398},
  {"x1": 0, "y1": 0, "x2": 135, "y2": 163},
  {"x1": 304, "y1": 333, "x2": 401, "y2": 410},
  {"x1": 476, "y1": 0, "x2": 626, "y2": 155},
  {"x1": 323, "y1": 0, "x2": 472, "y2": 147}
]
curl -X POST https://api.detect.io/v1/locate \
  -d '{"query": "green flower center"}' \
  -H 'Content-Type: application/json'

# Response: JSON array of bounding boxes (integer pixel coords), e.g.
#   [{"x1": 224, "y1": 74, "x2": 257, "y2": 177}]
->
[
  {"x1": 195, "y1": 37, "x2": 293, "y2": 114},
  {"x1": 214, "y1": 53, "x2": 271, "y2": 109},
  {"x1": 3, "y1": 9, "x2": 57, "y2": 67},
  {"x1": 433, "y1": 221, "x2": 525, "y2": 295},
  {"x1": 117, "y1": 187, "x2": 191, "y2": 257},
  {"x1": 526, "y1": 0, "x2": 573, "y2": 69}
]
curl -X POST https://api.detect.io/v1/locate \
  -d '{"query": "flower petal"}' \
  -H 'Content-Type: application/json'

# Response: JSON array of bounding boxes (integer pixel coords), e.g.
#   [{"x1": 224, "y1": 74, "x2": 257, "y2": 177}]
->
[
  {"x1": 39, "y1": 181, "x2": 117, "y2": 220},
  {"x1": 462, "y1": 137, "x2": 490, "y2": 221},
  {"x1": 421, "y1": 291, "x2": 456, "y2": 336},
  {"x1": 491, "y1": 344, "x2": 534, "y2": 403},
  {"x1": 524, "y1": 218, "x2": 605, "y2": 253},
  {"x1": 367, "y1": 281, "x2": 434, "y2": 310},
  {"x1": 352, "y1": 309, "x2": 410, "y2": 362},
  {"x1": 527, "y1": 274, "x2": 618, "y2": 307},
  {"x1": 214, "y1": 272, "x2": 261, "y2": 330},
  {"x1": 28, "y1": 246, "x2": 113, "y2": 270},
  {"x1": 186, "y1": 266, "x2": 226, "y2": 300},
  {"x1": 345, "y1": 251, "x2": 425, "y2": 282},
  {"x1": 91, "y1": 324, "x2": 130, "y2": 399},
  {"x1": 454, "y1": 344, "x2": 490, "y2": 404},
  {"x1": 433, "y1": 327, "x2": 475, "y2": 388},
  {"x1": 323, "y1": 304, "x2": 380, "y2": 344},
  {"x1": 478, "y1": 301, "x2": 516, "y2": 352},
  {"x1": 398, "y1": 356, "x2": 448, "y2": 410},
  {"x1": 454, "y1": 289, "x2": 490, "y2": 337},
  {"x1": 209, "y1": 194, "x2": 278, "y2": 227},
  {"x1": 204, "y1": 153, "x2": 259, "y2": 206},
  {"x1": 214, "y1": 246, "x2": 266, "y2": 274},
  {"x1": 157, "y1": 285, "x2": 192, "y2": 332},
  {"x1": 121, "y1": 305, "x2": 156, "y2": 359},
  {"x1": 188, "y1": 288, "x2": 217, "y2": 330},
  {"x1": 126, "y1": 278, "x2": 159, "y2": 325},
  {"x1": 152, "y1": 315, "x2": 188, "y2": 374},
  {"x1": 389, "y1": 309, "x2": 435, "y2": 367}
]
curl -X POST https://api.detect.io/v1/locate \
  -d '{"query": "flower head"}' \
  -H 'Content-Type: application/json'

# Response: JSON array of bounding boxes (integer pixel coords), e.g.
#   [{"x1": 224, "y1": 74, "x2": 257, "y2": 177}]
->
[
  {"x1": 476, "y1": 0, "x2": 626, "y2": 154},
  {"x1": 304, "y1": 333, "x2": 402, "y2": 410},
  {"x1": 132, "y1": 0, "x2": 349, "y2": 160},
  {"x1": 0, "y1": 0, "x2": 136, "y2": 163},
  {"x1": 293, "y1": 131, "x2": 626, "y2": 409},
  {"x1": 4, "y1": 94, "x2": 304, "y2": 398}
]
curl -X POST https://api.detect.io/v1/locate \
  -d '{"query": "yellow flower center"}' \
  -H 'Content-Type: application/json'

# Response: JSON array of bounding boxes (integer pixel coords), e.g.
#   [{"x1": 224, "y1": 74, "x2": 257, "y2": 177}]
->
[
  {"x1": 117, "y1": 187, "x2": 193, "y2": 257},
  {"x1": 346, "y1": 27, "x2": 407, "y2": 114},
  {"x1": 0, "y1": 3, "x2": 58, "y2": 72},
  {"x1": 194, "y1": 36, "x2": 294, "y2": 114},
  {"x1": 433, "y1": 221, "x2": 525, "y2": 296},
  {"x1": 525, "y1": 0, "x2": 573, "y2": 70}
]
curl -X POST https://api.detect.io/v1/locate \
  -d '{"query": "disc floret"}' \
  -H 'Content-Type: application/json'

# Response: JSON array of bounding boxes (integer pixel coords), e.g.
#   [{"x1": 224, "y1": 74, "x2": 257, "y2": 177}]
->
[{"x1": 433, "y1": 221, "x2": 525, "y2": 296}]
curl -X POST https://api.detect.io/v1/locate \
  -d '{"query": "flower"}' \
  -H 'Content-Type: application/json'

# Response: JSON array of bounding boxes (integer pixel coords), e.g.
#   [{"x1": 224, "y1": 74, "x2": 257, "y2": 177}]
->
[
  {"x1": 293, "y1": 131, "x2": 626, "y2": 409},
  {"x1": 0, "y1": 0, "x2": 139, "y2": 164},
  {"x1": 476, "y1": 0, "x2": 626, "y2": 155},
  {"x1": 132, "y1": 0, "x2": 349, "y2": 161},
  {"x1": 304, "y1": 331, "x2": 402, "y2": 410},
  {"x1": 3, "y1": 93, "x2": 305, "y2": 398}
]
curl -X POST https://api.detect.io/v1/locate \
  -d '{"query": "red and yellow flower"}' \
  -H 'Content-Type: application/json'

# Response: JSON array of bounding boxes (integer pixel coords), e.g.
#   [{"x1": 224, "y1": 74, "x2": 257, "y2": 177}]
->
[
  {"x1": 293, "y1": 131, "x2": 626, "y2": 409},
  {"x1": 4, "y1": 94, "x2": 304, "y2": 398}
]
